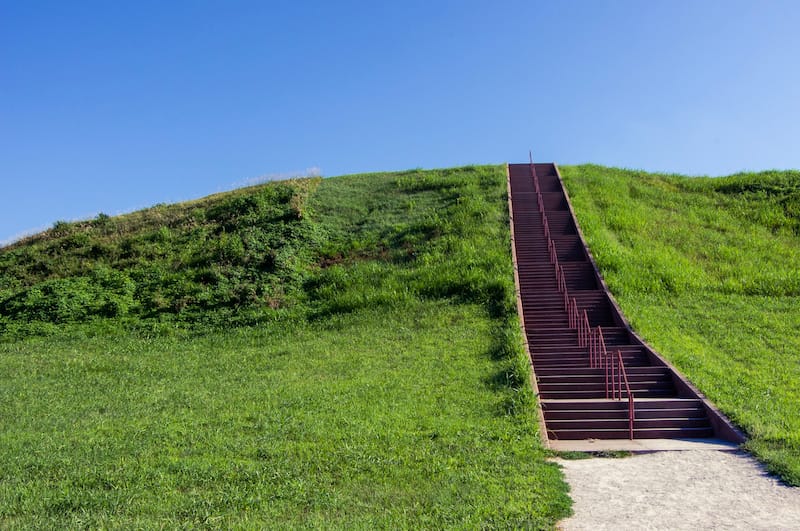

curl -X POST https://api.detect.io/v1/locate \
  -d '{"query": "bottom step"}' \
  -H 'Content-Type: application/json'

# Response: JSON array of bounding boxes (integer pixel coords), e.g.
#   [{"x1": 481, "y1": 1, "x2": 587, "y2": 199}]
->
[
  {"x1": 547, "y1": 427, "x2": 714, "y2": 440},
  {"x1": 548, "y1": 438, "x2": 740, "y2": 452}
]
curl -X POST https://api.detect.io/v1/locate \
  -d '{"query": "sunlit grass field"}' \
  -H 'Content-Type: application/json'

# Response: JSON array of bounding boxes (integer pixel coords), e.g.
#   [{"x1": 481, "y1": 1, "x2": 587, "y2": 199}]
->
[
  {"x1": 3, "y1": 158, "x2": 797, "y2": 527},
  {"x1": 0, "y1": 166, "x2": 571, "y2": 527},
  {"x1": 561, "y1": 164, "x2": 800, "y2": 485},
  {"x1": 0, "y1": 303, "x2": 571, "y2": 528}
]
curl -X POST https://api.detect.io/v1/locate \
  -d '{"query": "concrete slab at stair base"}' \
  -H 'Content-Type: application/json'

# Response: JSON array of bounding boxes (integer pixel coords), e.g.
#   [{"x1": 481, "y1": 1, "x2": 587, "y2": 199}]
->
[{"x1": 549, "y1": 438, "x2": 741, "y2": 453}]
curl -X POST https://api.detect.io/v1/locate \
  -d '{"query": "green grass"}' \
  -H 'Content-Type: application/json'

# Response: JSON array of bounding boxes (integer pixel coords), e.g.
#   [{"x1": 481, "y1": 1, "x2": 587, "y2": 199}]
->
[
  {"x1": 0, "y1": 303, "x2": 569, "y2": 528},
  {"x1": 0, "y1": 165, "x2": 571, "y2": 527},
  {"x1": 561, "y1": 164, "x2": 800, "y2": 485},
  {"x1": 0, "y1": 177, "x2": 323, "y2": 332}
]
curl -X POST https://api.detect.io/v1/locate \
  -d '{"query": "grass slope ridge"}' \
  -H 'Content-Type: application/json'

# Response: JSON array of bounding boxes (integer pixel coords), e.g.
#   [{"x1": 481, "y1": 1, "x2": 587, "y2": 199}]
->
[
  {"x1": 561, "y1": 164, "x2": 800, "y2": 485},
  {"x1": 0, "y1": 177, "x2": 323, "y2": 333},
  {"x1": 0, "y1": 166, "x2": 570, "y2": 527}
]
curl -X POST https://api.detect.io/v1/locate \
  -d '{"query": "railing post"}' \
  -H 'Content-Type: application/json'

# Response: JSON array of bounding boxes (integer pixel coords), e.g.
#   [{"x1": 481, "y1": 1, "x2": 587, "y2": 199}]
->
[
  {"x1": 569, "y1": 298, "x2": 577, "y2": 329},
  {"x1": 614, "y1": 349, "x2": 635, "y2": 440},
  {"x1": 613, "y1": 353, "x2": 618, "y2": 400},
  {"x1": 568, "y1": 300, "x2": 573, "y2": 328},
  {"x1": 600, "y1": 328, "x2": 608, "y2": 398},
  {"x1": 581, "y1": 310, "x2": 589, "y2": 349}
]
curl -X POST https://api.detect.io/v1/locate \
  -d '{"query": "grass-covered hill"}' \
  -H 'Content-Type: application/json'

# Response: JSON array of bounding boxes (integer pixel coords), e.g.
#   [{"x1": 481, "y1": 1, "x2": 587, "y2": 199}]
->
[
  {"x1": 0, "y1": 166, "x2": 571, "y2": 528},
  {"x1": 562, "y1": 165, "x2": 800, "y2": 485},
  {"x1": 1, "y1": 162, "x2": 799, "y2": 527}
]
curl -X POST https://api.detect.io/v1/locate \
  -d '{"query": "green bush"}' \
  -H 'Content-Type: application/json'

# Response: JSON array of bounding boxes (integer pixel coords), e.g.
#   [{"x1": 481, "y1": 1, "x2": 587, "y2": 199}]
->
[{"x1": 0, "y1": 267, "x2": 135, "y2": 323}]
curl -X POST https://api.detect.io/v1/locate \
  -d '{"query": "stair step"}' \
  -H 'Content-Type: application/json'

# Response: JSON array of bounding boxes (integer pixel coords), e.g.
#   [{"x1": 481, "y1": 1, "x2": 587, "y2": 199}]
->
[
  {"x1": 538, "y1": 378, "x2": 671, "y2": 386},
  {"x1": 547, "y1": 427, "x2": 715, "y2": 440},
  {"x1": 545, "y1": 417, "x2": 710, "y2": 430},
  {"x1": 532, "y1": 345, "x2": 644, "y2": 354},
  {"x1": 535, "y1": 366, "x2": 669, "y2": 376},
  {"x1": 545, "y1": 406, "x2": 706, "y2": 420},
  {"x1": 541, "y1": 398, "x2": 705, "y2": 411},
  {"x1": 539, "y1": 390, "x2": 675, "y2": 399},
  {"x1": 537, "y1": 379, "x2": 674, "y2": 388}
]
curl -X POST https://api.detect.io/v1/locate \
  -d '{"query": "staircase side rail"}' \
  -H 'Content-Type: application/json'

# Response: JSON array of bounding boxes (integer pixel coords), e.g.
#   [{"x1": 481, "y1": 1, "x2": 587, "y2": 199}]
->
[
  {"x1": 580, "y1": 310, "x2": 590, "y2": 348},
  {"x1": 529, "y1": 154, "x2": 539, "y2": 192},
  {"x1": 598, "y1": 327, "x2": 609, "y2": 396},
  {"x1": 615, "y1": 349, "x2": 635, "y2": 439}
]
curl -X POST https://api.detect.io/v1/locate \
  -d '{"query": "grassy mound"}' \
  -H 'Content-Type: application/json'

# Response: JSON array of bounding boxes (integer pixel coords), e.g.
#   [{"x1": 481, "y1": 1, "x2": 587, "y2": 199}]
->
[
  {"x1": 561, "y1": 164, "x2": 800, "y2": 485},
  {"x1": 0, "y1": 178, "x2": 323, "y2": 333},
  {"x1": 0, "y1": 166, "x2": 571, "y2": 527}
]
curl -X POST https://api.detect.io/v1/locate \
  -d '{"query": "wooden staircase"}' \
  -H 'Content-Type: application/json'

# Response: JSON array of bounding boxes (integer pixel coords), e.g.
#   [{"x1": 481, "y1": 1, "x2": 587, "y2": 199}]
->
[{"x1": 508, "y1": 162, "x2": 744, "y2": 442}]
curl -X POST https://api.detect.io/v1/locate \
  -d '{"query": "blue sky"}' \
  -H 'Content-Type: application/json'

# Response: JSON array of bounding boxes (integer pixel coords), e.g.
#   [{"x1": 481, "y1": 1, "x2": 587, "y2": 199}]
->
[{"x1": 2, "y1": 1, "x2": 799, "y2": 244}]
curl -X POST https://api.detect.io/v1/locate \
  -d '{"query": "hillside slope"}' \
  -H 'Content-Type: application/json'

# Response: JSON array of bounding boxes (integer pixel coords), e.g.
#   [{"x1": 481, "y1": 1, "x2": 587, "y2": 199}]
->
[
  {"x1": 561, "y1": 165, "x2": 800, "y2": 485},
  {"x1": 0, "y1": 166, "x2": 571, "y2": 527}
]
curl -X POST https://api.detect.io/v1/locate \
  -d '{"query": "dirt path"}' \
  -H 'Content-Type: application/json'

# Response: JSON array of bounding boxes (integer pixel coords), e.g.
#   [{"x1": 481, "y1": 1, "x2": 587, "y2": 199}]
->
[{"x1": 555, "y1": 450, "x2": 800, "y2": 530}]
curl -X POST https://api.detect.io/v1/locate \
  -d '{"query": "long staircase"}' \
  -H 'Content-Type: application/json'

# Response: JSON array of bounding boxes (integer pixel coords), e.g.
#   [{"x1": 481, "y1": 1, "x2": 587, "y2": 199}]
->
[{"x1": 508, "y1": 161, "x2": 744, "y2": 442}]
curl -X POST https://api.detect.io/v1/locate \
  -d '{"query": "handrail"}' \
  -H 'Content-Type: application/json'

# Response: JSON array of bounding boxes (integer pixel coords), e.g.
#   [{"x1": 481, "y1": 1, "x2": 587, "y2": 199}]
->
[
  {"x1": 568, "y1": 298, "x2": 579, "y2": 329},
  {"x1": 556, "y1": 264, "x2": 566, "y2": 295},
  {"x1": 598, "y1": 328, "x2": 610, "y2": 396},
  {"x1": 595, "y1": 327, "x2": 635, "y2": 439},
  {"x1": 528, "y1": 155, "x2": 635, "y2": 439},
  {"x1": 615, "y1": 349, "x2": 635, "y2": 439},
  {"x1": 530, "y1": 154, "x2": 541, "y2": 195},
  {"x1": 580, "y1": 310, "x2": 590, "y2": 348}
]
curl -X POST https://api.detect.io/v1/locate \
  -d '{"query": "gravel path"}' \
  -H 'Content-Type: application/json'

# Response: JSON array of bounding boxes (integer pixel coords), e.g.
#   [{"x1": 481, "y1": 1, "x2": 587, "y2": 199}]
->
[{"x1": 555, "y1": 450, "x2": 800, "y2": 530}]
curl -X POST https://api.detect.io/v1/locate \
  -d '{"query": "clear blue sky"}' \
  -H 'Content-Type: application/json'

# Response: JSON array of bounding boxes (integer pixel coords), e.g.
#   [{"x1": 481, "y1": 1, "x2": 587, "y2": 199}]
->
[{"x1": 3, "y1": 1, "x2": 799, "y2": 244}]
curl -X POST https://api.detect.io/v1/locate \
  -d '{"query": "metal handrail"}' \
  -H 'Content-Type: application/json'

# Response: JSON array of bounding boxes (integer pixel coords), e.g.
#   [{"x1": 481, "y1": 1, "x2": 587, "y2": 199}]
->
[
  {"x1": 556, "y1": 264, "x2": 567, "y2": 295},
  {"x1": 614, "y1": 349, "x2": 635, "y2": 439},
  {"x1": 568, "y1": 297, "x2": 579, "y2": 329},
  {"x1": 529, "y1": 151, "x2": 538, "y2": 188},
  {"x1": 599, "y1": 328, "x2": 611, "y2": 397},
  {"x1": 580, "y1": 310, "x2": 590, "y2": 348},
  {"x1": 528, "y1": 155, "x2": 634, "y2": 439}
]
